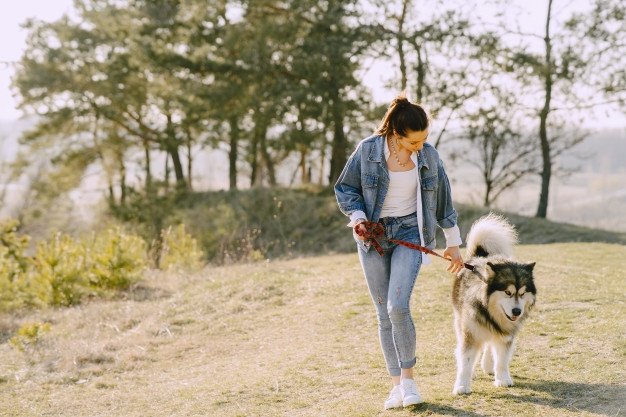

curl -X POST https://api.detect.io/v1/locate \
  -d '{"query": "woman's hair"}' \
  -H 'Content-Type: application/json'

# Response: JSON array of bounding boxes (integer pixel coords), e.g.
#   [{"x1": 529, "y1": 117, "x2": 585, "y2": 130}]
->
[{"x1": 375, "y1": 94, "x2": 430, "y2": 137}]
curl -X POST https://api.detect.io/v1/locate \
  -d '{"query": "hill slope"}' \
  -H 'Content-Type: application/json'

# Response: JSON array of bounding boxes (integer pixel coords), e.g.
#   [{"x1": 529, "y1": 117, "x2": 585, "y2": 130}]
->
[
  {"x1": 170, "y1": 187, "x2": 626, "y2": 264},
  {"x1": 1, "y1": 242, "x2": 624, "y2": 416}
]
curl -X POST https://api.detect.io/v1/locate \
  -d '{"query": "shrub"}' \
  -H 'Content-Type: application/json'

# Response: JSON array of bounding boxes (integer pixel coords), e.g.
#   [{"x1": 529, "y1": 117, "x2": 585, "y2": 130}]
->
[
  {"x1": 89, "y1": 227, "x2": 148, "y2": 291},
  {"x1": 30, "y1": 233, "x2": 91, "y2": 306},
  {"x1": 0, "y1": 246, "x2": 24, "y2": 311},
  {"x1": 9, "y1": 321, "x2": 51, "y2": 353},
  {"x1": 0, "y1": 218, "x2": 30, "y2": 277},
  {"x1": 159, "y1": 224, "x2": 204, "y2": 271}
]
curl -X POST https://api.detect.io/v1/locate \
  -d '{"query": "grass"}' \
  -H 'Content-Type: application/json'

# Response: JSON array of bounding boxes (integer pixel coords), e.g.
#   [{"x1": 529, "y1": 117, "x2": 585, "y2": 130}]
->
[{"x1": 0, "y1": 242, "x2": 625, "y2": 416}]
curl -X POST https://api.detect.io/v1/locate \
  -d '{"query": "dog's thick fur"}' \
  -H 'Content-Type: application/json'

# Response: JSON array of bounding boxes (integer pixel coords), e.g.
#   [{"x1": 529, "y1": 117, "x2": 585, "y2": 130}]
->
[{"x1": 452, "y1": 213, "x2": 536, "y2": 395}]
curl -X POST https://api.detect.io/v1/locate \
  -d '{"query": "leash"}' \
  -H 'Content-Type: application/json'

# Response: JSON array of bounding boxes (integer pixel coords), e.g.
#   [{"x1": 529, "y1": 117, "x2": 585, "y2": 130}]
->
[{"x1": 354, "y1": 220, "x2": 475, "y2": 271}]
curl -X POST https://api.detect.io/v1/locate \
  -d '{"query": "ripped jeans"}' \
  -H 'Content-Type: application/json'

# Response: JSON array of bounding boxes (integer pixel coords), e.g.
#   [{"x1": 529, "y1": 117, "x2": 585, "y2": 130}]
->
[{"x1": 357, "y1": 212, "x2": 422, "y2": 377}]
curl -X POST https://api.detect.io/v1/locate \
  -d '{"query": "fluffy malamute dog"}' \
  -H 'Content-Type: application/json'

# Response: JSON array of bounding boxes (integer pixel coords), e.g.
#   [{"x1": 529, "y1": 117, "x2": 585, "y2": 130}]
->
[{"x1": 452, "y1": 214, "x2": 536, "y2": 395}]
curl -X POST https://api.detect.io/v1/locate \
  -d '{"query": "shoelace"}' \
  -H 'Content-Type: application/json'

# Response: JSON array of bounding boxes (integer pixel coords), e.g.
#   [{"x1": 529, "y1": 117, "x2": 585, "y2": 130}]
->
[{"x1": 354, "y1": 220, "x2": 475, "y2": 271}]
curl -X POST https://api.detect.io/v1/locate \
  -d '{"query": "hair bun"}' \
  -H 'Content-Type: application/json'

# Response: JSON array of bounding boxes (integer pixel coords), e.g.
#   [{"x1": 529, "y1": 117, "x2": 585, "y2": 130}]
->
[{"x1": 394, "y1": 97, "x2": 411, "y2": 109}]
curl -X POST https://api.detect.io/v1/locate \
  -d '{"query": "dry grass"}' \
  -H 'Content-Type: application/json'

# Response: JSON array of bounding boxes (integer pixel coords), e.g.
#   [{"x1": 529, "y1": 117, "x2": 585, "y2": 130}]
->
[{"x1": 1, "y1": 243, "x2": 625, "y2": 417}]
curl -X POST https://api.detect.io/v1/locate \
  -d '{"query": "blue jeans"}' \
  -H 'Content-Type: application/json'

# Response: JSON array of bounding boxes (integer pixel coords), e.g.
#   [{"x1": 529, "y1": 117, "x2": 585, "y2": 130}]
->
[{"x1": 357, "y1": 212, "x2": 422, "y2": 377}]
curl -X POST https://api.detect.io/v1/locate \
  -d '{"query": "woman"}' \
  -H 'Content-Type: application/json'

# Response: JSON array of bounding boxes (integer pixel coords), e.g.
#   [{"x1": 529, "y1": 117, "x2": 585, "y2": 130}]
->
[{"x1": 334, "y1": 95, "x2": 464, "y2": 409}]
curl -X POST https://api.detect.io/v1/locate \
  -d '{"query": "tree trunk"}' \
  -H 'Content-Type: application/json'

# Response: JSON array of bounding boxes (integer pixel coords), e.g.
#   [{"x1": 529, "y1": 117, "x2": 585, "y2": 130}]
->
[
  {"x1": 167, "y1": 143, "x2": 186, "y2": 190},
  {"x1": 185, "y1": 127, "x2": 193, "y2": 191},
  {"x1": 318, "y1": 137, "x2": 327, "y2": 186},
  {"x1": 143, "y1": 138, "x2": 152, "y2": 194},
  {"x1": 328, "y1": 83, "x2": 347, "y2": 185},
  {"x1": 415, "y1": 44, "x2": 426, "y2": 102},
  {"x1": 165, "y1": 113, "x2": 186, "y2": 190},
  {"x1": 228, "y1": 116, "x2": 239, "y2": 190},
  {"x1": 300, "y1": 147, "x2": 310, "y2": 184},
  {"x1": 107, "y1": 184, "x2": 116, "y2": 208},
  {"x1": 250, "y1": 126, "x2": 259, "y2": 186},
  {"x1": 251, "y1": 109, "x2": 274, "y2": 186},
  {"x1": 259, "y1": 126, "x2": 276, "y2": 186},
  {"x1": 536, "y1": 0, "x2": 554, "y2": 218},
  {"x1": 118, "y1": 152, "x2": 127, "y2": 206},
  {"x1": 484, "y1": 180, "x2": 492, "y2": 207},
  {"x1": 397, "y1": 0, "x2": 410, "y2": 92}
]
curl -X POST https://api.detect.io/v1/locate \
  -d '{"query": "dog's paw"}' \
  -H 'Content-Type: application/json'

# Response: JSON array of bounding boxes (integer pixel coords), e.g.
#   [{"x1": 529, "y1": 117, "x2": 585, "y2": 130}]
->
[
  {"x1": 494, "y1": 377, "x2": 514, "y2": 387},
  {"x1": 452, "y1": 385, "x2": 472, "y2": 395}
]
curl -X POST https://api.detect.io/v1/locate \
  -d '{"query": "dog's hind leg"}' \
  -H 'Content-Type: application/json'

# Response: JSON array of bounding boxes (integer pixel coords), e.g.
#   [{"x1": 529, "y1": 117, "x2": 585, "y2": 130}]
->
[
  {"x1": 493, "y1": 339, "x2": 515, "y2": 387},
  {"x1": 480, "y1": 343, "x2": 495, "y2": 375},
  {"x1": 453, "y1": 333, "x2": 480, "y2": 395}
]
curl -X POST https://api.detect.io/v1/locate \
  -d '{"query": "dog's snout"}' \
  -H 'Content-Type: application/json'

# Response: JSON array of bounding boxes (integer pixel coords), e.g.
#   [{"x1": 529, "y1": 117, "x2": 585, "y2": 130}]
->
[{"x1": 512, "y1": 308, "x2": 521, "y2": 316}]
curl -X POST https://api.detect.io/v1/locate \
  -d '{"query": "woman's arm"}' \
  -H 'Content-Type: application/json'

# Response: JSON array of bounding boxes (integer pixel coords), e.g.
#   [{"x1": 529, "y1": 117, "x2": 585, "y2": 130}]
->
[{"x1": 334, "y1": 144, "x2": 367, "y2": 225}]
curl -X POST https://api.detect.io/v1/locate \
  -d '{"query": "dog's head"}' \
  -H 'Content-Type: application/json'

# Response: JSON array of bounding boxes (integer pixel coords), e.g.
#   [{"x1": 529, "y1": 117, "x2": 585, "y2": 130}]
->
[{"x1": 483, "y1": 261, "x2": 537, "y2": 324}]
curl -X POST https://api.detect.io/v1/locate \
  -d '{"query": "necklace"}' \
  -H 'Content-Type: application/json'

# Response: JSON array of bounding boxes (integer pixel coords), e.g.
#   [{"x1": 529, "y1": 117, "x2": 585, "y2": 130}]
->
[{"x1": 390, "y1": 136, "x2": 409, "y2": 167}]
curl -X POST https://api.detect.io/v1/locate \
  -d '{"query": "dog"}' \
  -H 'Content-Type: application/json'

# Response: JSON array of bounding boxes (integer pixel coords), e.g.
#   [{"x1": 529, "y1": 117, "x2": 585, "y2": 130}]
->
[{"x1": 451, "y1": 213, "x2": 536, "y2": 395}]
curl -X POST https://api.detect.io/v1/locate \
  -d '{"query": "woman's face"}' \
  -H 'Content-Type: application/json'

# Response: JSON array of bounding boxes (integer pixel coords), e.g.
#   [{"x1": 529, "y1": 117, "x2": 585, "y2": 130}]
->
[{"x1": 396, "y1": 129, "x2": 429, "y2": 152}]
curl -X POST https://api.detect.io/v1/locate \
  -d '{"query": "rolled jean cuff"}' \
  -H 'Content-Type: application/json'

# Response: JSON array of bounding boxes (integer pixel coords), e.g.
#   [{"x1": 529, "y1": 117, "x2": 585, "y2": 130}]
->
[
  {"x1": 400, "y1": 357, "x2": 417, "y2": 369},
  {"x1": 389, "y1": 367, "x2": 401, "y2": 377}
]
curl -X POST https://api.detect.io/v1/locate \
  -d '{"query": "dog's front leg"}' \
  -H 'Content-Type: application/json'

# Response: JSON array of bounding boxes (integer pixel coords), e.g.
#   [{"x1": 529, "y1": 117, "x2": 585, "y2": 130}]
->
[
  {"x1": 492, "y1": 339, "x2": 515, "y2": 387},
  {"x1": 453, "y1": 335, "x2": 480, "y2": 395}
]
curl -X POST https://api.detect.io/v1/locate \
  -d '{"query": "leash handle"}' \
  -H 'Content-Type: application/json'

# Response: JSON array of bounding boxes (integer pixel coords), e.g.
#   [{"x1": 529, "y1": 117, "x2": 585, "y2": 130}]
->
[{"x1": 355, "y1": 221, "x2": 474, "y2": 271}]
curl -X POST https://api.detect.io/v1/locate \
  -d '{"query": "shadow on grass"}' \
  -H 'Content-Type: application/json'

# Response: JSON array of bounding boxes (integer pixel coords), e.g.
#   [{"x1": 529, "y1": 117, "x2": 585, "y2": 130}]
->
[
  {"x1": 400, "y1": 377, "x2": 625, "y2": 417},
  {"x1": 407, "y1": 403, "x2": 490, "y2": 416},
  {"x1": 119, "y1": 284, "x2": 173, "y2": 302},
  {"x1": 511, "y1": 376, "x2": 625, "y2": 416}
]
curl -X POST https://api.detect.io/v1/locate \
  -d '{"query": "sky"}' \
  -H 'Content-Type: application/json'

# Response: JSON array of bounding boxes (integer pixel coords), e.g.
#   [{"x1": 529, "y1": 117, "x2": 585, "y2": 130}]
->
[
  {"x1": 1, "y1": 0, "x2": 623, "y2": 127},
  {"x1": 0, "y1": 0, "x2": 75, "y2": 121}
]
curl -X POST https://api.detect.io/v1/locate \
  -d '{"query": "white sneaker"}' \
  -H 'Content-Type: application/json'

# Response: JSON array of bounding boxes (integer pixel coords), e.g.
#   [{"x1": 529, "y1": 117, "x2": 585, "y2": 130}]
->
[
  {"x1": 383, "y1": 385, "x2": 403, "y2": 409},
  {"x1": 400, "y1": 378, "x2": 423, "y2": 406}
]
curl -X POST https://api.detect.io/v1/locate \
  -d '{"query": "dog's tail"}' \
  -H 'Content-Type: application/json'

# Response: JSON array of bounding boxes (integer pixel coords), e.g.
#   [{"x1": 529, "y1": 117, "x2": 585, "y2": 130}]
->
[{"x1": 465, "y1": 213, "x2": 518, "y2": 258}]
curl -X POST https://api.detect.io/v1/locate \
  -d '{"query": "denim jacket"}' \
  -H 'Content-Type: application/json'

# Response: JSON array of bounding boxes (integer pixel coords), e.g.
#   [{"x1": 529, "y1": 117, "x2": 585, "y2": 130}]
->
[{"x1": 334, "y1": 134, "x2": 459, "y2": 252}]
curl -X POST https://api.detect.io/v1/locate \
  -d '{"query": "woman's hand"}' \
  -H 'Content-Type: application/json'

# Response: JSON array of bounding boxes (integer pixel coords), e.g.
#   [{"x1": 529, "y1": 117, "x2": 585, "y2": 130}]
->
[
  {"x1": 443, "y1": 246, "x2": 464, "y2": 274},
  {"x1": 353, "y1": 219, "x2": 367, "y2": 241}
]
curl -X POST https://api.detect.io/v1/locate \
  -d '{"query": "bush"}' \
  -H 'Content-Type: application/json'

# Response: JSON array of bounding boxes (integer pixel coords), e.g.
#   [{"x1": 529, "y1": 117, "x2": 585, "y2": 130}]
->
[
  {"x1": 89, "y1": 227, "x2": 148, "y2": 291},
  {"x1": 174, "y1": 187, "x2": 354, "y2": 264},
  {"x1": 159, "y1": 224, "x2": 204, "y2": 271},
  {"x1": 0, "y1": 246, "x2": 25, "y2": 311},
  {"x1": 0, "y1": 219, "x2": 30, "y2": 274},
  {"x1": 30, "y1": 233, "x2": 91, "y2": 306},
  {"x1": 26, "y1": 228, "x2": 148, "y2": 307},
  {"x1": 9, "y1": 321, "x2": 51, "y2": 353}
]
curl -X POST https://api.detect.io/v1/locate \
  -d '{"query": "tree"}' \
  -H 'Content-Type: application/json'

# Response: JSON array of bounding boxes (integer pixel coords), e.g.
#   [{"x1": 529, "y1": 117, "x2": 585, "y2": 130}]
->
[
  {"x1": 500, "y1": 0, "x2": 626, "y2": 217},
  {"x1": 461, "y1": 86, "x2": 540, "y2": 206}
]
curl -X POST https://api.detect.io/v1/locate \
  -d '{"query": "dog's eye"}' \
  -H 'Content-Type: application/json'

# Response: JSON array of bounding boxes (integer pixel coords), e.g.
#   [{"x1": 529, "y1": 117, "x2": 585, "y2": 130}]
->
[
  {"x1": 519, "y1": 292, "x2": 525, "y2": 297},
  {"x1": 504, "y1": 290, "x2": 512, "y2": 296}
]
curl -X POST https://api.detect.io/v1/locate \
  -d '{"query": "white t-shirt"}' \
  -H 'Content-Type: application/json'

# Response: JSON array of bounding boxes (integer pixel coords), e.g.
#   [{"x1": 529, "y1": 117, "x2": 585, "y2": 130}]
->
[{"x1": 379, "y1": 167, "x2": 418, "y2": 218}]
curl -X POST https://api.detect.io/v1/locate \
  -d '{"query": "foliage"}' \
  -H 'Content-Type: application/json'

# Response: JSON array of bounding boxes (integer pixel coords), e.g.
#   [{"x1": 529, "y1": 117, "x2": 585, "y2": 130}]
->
[
  {"x1": 28, "y1": 228, "x2": 148, "y2": 306},
  {"x1": 0, "y1": 217, "x2": 210, "y2": 312},
  {"x1": 158, "y1": 224, "x2": 204, "y2": 271},
  {"x1": 9, "y1": 321, "x2": 51, "y2": 353},
  {"x1": 30, "y1": 233, "x2": 91, "y2": 306},
  {"x1": 0, "y1": 246, "x2": 25, "y2": 312},
  {"x1": 171, "y1": 187, "x2": 626, "y2": 265},
  {"x1": 88, "y1": 227, "x2": 148, "y2": 291},
  {"x1": 0, "y1": 219, "x2": 31, "y2": 278}
]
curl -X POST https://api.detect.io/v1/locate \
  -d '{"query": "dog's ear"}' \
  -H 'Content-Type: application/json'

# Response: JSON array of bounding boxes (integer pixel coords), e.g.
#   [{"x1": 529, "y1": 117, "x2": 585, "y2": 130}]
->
[
  {"x1": 524, "y1": 262, "x2": 536, "y2": 272},
  {"x1": 482, "y1": 262, "x2": 497, "y2": 281},
  {"x1": 486, "y1": 261, "x2": 504, "y2": 271}
]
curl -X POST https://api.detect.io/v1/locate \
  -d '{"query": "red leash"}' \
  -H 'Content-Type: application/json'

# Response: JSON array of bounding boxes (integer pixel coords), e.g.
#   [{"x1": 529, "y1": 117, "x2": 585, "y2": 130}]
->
[{"x1": 354, "y1": 220, "x2": 475, "y2": 271}]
